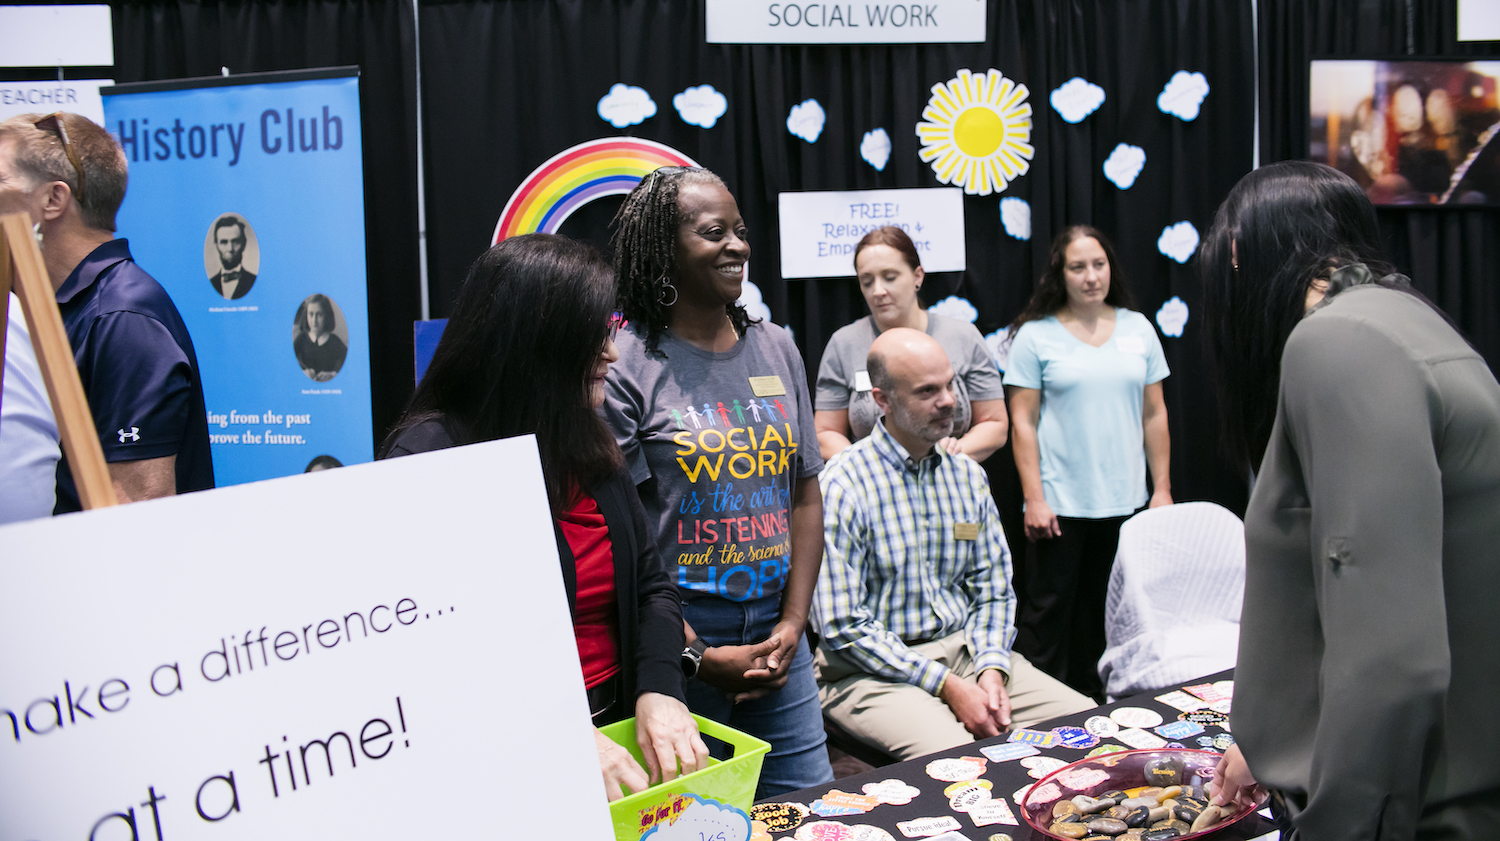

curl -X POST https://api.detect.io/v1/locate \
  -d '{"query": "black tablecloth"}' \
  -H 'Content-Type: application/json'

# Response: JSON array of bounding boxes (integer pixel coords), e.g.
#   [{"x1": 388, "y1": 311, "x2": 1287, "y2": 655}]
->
[{"x1": 753, "y1": 669, "x2": 1277, "y2": 841}]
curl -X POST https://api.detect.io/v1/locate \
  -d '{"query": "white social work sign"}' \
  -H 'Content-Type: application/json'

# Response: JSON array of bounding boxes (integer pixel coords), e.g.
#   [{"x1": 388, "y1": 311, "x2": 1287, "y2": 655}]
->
[
  {"x1": 0, "y1": 437, "x2": 614, "y2": 839},
  {"x1": 705, "y1": 0, "x2": 986, "y2": 43},
  {"x1": 778, "y1": 187, "x2": 966, "y2": 279}
]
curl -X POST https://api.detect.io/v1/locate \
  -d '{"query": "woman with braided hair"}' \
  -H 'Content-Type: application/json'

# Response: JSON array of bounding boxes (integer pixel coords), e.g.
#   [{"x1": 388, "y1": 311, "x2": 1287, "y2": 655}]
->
[{"x1": 602, "y1": 167, "x2": 834, "y2": 796}]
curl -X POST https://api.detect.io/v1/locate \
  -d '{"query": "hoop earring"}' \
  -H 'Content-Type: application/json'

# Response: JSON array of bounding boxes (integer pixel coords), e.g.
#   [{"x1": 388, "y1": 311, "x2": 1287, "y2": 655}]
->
[{"x1": 657, "y1": 275, "x2": 678, "y2": 307}]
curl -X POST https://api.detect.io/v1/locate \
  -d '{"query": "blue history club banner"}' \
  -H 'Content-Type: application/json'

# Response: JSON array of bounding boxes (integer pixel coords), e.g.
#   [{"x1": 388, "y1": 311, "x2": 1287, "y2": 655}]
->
[{"x1": 102, "y1": 68, "x2": 372, "y2": 485}]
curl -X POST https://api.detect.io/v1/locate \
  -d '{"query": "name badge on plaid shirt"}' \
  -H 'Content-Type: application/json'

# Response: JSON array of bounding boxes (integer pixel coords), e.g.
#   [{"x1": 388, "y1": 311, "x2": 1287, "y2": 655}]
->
[{"x1": 953, "y1": 522, "x2": 979, "y2": 541}]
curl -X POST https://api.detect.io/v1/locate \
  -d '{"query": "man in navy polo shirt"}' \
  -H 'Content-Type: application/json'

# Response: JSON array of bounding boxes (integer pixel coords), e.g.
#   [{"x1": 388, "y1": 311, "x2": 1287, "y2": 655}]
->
[{"x1": 0, "y1": 112, "x2": 212, "y2": 512}]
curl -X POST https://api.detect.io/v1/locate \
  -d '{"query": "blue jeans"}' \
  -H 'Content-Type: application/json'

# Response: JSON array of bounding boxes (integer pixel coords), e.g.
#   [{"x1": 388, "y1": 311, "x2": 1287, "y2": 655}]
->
[{"x1": 683, "y1": 594, "x2": 833, "y2": 798}]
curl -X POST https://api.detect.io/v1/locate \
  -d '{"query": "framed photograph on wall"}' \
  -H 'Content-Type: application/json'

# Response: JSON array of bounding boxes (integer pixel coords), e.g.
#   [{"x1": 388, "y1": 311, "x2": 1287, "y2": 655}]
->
[{"x1": 1310, "y1": 59, "x2": 1500, "y2": 206}]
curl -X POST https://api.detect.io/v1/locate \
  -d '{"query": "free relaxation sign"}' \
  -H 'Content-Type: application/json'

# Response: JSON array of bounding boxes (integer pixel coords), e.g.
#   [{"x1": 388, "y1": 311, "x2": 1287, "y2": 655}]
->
[
  {"x1": 0, "y1": 437, "x2": 615, "y2": 839},
  {"x1": 778, "y1": 187, "x2": 966, "y2": 279},
  {"x1": 704, "y1": 0, "x2": 985, "y2": 43}
]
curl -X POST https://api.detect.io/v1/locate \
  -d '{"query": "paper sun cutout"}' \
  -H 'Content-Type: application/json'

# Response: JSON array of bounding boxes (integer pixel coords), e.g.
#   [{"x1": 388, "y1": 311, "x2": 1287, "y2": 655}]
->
[
  {"x1": 929, "y1": 295, "x2": 978, "y2": 323},
  {"x1": 787, "y1": 99, "x2": 826, "y2": 143},
  {"x1": 597, "y1": 83, "x2": 657, "y2": 128},
  {"x1": 1000, "y1": 197, "x2": 1031, "y2": 241},
  {"x1": 1050, "y1": 77, "x2": 1105, "y2": 124},
  {"x1": 1156, "y1": 296, "x2": 1189, "y2": 337},
  {"x1": 861, "y1": 128, "x2": 892, "y2": 171},
  {"x1": 1102, "y1": 143, "x2": 1146, "y2": 189},
  {"x1": 916, "y1": 68, "x2": 1034, "y2": 196},
  {"x1": 1157, "y1": 71, "x2": 1210, "y2": 121},
  {"x1": 1157, "y1": 221, "x2": 1200, "y2": 264},
  {"x1": 674, "y1": 84, "x2": 729, "y2": 129}
]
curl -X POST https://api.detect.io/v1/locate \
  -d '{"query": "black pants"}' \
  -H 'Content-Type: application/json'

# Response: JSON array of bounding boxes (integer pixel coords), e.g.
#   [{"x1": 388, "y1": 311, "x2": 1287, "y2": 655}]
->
[{"x1": 1013, "y1": 514, "x2": 1128, "y2": 701}]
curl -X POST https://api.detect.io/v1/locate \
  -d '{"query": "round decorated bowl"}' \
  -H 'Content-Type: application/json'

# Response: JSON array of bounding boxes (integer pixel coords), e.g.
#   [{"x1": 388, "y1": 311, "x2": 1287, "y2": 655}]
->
[{"x1": 1019, "y1": 748, "x2": 1267, "y2": 840}]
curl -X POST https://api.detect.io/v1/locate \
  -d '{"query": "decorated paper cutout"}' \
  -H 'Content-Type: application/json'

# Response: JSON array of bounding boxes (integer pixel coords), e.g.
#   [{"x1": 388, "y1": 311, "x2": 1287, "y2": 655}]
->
[
  {"x1": 750, "y1": 819, "x2": 774, "y2": 841},
  {"x1": 1156, "y1": 689, "x2": 1207, "y2": 711},
  {"x1": 979, "y1": 741, "x2": 1036, "y2": 763},
  {"x1": 641, "y1": 794, "x2": 752, "y2": 841},
  {"x1": 1049, "y1": 77, "x2": 1105, "y2": 123},
  {"x1": 925, "y1": 756, "x2": 988, "y2": 782},
  {"x1": 916, "y1": 68, "x2": 1034, "y2": 196},
  {"x1": 1116, "y1": 727, "x2": 1170, "y2": 750},
  {"x1": 999, "y1": 196, "x2": 1031, "y2": 241},
  {"x1": 1084, "y1": 715, "x2": 1120, "y2": 738},
  {"x1": 796, "y1": 821, "x2": 897, "y2": 841},
  {"x1": 861, "y1": 128, "x2": 893, "y2": 171},
  {"x1": 1156, "y1": 296, "x2": 1189, "y2": 337},
  {"x1": 1157, "y1": 71, "x2": 1210, "y2": 121},
  {"x1": 675, "y1": 84, "x2": 729, "y2": 128},
  {"x1": 1103, "y1": 143, "x2": 1146, "y2": 189},
  {"x1": 738, "y1": 277, "x2": 772, "y2": 323},
  {"x1": 968, "y1": 798, "x2": 1018, "y2": 827},
  {"x1": 1007, "y1": 728, "x2": 1062, "y2": 747},
  {"x1": 897, "y1": 816, "x2": 963, "y2": 838},
  {"x1": 1157, "y1": 221, "x2": 1200, "y2": 264},
  {"x1": 818, "y1": 790, "x2": 881, "y2": 812},
  {"x1": 1086, "y1": 743, "x2": 1129, "y2": 759},
  {"x1": 984, "y1": 327, "x2": 1012, "y2": 373},
  {"x1": 493, "y1": 138, "x2": 698, "y2": 242},
  {"x1": 598, "y1": 83, "x2": 657, "y2": 128},
  {"x1": 947, "y1": 780, "x2": 994, "y2": 813},
  {"x1": 928, "y1": 295, "x2": 978, "y2": 323},
  {"x1": 1183, "y1": 682, "x2": 1231, "y2": 703},
  {"x1": 863, "y1": 779, "x2": 922, "y2": 805},
  {"x1": 1110, "y1": 706, "x2": 1164, "y2": 728},
  {"x1": 751, "y1": 802, "x2": 811, "y2": 833},
  {"x1": 788, "y1": 99, "x2": 827, "y2": 143},
  {"x1": 1056, "y1": 767, "x2": 1112, "y2": 791},
  {"x1": 1020, "y1": 756, "x2": 1068, "y2": 779}
]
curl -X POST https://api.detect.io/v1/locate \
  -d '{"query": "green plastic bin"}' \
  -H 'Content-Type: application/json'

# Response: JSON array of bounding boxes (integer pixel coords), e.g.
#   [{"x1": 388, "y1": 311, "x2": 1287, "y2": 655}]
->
[{"x1": 597, "y1": 713, "x2": 770, "y2": 840}]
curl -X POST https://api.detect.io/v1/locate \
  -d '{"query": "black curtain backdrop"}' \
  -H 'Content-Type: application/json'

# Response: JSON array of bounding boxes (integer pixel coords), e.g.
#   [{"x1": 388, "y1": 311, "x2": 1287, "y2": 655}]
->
[
  {"x1": 109, "y1": 0, "x2": 423, "y2": 447},
  {"x1": 419, "y1": 0, "x2": 1257, "y2": 537},
  {"x1": 1260, "y1": 0, "x2": 1500, "y2": 370}
]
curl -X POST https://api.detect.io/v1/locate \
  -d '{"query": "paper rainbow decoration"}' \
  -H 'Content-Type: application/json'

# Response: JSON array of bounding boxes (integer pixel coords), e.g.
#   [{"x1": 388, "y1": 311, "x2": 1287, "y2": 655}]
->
[{"x1": 493, "y1": 138, "x2": 700, "y2": 243}]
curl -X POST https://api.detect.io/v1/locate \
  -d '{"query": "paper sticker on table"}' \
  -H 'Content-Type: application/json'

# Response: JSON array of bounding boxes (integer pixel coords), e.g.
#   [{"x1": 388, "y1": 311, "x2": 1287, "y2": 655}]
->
[
  {"x1": 925, "y1": 756, "x2": 988, "y2": 782},
  {"x1": 1116, "y1": 727, "x2": 1170, "y2": 749},
  {"x1": 1083, "y1": 715, "x2": 1121, "y2": 738},
  {"x1": 814, "y1": 790, "x2": 880, "y2": 814},
  {"x1": 1110, "y1": 706, "x2": 1165, "y2": 728},
  {"x1": 1182, "y1": 682, "x2": 1232, "y2": 703},
  {"x1": 863, "y1": 779, "x2": 922, "y2": 805},
  {"x1": 922, "y1": 833, "x2": 975, "y2": 841},
  {"x1": 1180, "y1": 709, "x2": 1228, "y2": 727},
  {"x1": 945, "y1": 779, "x2": 993, "y2": 812},
  {"x1": 811, "y1": 799, "x2": 870, "y2": 817},
  {"x1": 751, "y1": 820, "x2": 775, "y2": 841},
  {"x1": 1020, "y1": 756, "x2": 1068, "y2": 779},
  {"x1": 1052, "y1": 725, "x2": 1100, "y2": 749},
  {"x1": 1155, "y1": 720, "x2": 1206, "y2": 740},
  {"x1": 1210, "y1": 698, "x2": 1233, "y2": 714},
  {"x1": 1055, "y1": 767, "x2": 1111, "y2": 791},
  {"x1": 1007, "y1": 727, "x2": 1062, "y2": 747},
  {"x1": 980, "y1": 742, "x2": 1040, "y2": 762},
  {"x1": 752, "y1": 802, "x2": 811, "y2": 833},
  {"x1": 1086, "y1": 743, "x2": 1129, "y2": 758},
  {"x1": 897, "y1": 816, "x2": 963, "y2": 838},
  {"x1": 796, "y1": 821, "x2": 897, "y2": 841},
  {"x1": 1016, "y1": 782, "x2": 1060, "y2": 805},
  {"x1": 641, "y1": 794, "x2": 752, "y2": 841},
  {"x1": 967, "y1": 798, "x2": 1019, "y2": 827},
  {"x1": 1156, "y1": 690, "x2": 1208, "y2": 712},
  {"x1": 1213, "y1": 732, "x2": 1236, "y2": 751}
]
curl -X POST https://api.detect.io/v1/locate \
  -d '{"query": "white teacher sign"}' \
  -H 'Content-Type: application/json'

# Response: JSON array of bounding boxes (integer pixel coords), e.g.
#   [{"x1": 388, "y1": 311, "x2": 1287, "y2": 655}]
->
[
  {"x1": 0, "y1": 79, "x2": 111, "y2": 125},
  {"x1": 0, "y1": 437, "x2": 613, "y2": 839},
  {"x1": 778, "y1": 187, "x2": 966, "y2": 279},
  {"x1": 705, "y1": 0, "x2": 985, "y2": 44}
]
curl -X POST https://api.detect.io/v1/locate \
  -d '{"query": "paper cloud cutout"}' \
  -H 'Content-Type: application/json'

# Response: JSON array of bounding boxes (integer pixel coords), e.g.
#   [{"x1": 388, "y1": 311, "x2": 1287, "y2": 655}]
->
[
  {"x1": 985, "y1": 327, "x2": 1012, "y2": 371},
  {"x1": 597, "y1": 83, "x2": 657, "y2": 128},
  {"x1": 1050, "y1": 77, "x2": 1106, "y2": 124},
  {"x1": 1000, "y1": 197, "x2": 1031, "y2": 241},
  {"x1": 1156, "y1": 296, "x2": 1189, "y2": 337},
  {"x1": 787, "y1": 99, "x2": 826, "y2": 143},
  {"x1": 1157, "y1": 221, "x2": 1200, "y2": 264},
  {"x1": 861, "y1": 128, "x2": 892, "y2": 171},
  {"x1": 1103, "y1": 143, "x2": 1146, "y2": 189},
  {"x1": 929, "y1": 295, "x2": 978, "y2": 324},
  {"x1": 738, "y1": 277, "x2": 773, "y2": 324},
  {"x1": 642, "y1": 795, "x2": 751, "y2": 841},
  {"x1": 674, "y1": 84, "x2": 729, "y2": 129},
  {"x1": 1157, "y1": 71, "x2": 1210, "y2": 121}
]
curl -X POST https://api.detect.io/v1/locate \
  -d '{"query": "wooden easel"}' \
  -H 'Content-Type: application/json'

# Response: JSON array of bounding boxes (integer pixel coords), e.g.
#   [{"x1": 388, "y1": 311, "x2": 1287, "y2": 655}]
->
[{"x1": 0, "y1": 212, "x2": 117, "y2": 509}]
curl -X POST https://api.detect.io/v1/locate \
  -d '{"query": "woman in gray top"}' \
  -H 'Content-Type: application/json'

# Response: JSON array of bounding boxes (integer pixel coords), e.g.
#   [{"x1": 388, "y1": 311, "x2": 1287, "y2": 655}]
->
[
  {"x1": 1202, "y1": 161, "x2": 1500, "y2": 839},
  {"x1": 814, "y1": 225, "x2": 1007, "y2": 462}
]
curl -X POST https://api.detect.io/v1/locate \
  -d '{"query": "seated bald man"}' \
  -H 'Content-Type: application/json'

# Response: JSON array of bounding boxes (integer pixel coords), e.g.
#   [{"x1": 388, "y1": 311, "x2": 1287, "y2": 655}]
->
[{"x1": 813, "y1": 328, "x2": 1093, "y2": 759}]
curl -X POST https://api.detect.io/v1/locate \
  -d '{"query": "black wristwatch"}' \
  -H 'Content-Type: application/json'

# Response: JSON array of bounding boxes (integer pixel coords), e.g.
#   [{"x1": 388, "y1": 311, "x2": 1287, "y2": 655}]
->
[{"x1": 681, "y1": 637, "x2": 709, "y2": 679}]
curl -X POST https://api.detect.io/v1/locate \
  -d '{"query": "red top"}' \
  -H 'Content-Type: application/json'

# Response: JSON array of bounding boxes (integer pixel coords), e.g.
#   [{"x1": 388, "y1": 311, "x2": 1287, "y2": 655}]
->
[{"x1": 559, "y1": 492, "x2": 620, "y2": 689}]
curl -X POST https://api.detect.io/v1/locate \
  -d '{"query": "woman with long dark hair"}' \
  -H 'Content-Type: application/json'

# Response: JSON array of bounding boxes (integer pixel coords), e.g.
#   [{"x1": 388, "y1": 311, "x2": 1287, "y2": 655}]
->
[
  {"x1": 380, "y1": 233, "x2": 707, "y2": 802},
  {"x1": 602, "y1": 166, "x2": 834, "y2": 796},
  {"x1": 1203, "y1": 161, "x2": 1500, "y2": 837},
  {"x1": 813, "y1": 225, "x2": 1007, "y2": 462},
  {"x1": 1002, "y1": 225, "x2": 1172, "y2": 699}
]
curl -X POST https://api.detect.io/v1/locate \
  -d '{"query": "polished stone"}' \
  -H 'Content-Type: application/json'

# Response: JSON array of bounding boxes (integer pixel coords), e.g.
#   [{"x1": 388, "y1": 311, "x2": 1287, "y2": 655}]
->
[
  {"x1": 1087, "y1": 817, "x2": 1129, "y2": 835},
  {"x1": 1143, "y1": 755, "x2": 1185, "y2": 787},
  {"x1": 1051, "y1": 821, "x2": 1089, "y2": 839}
]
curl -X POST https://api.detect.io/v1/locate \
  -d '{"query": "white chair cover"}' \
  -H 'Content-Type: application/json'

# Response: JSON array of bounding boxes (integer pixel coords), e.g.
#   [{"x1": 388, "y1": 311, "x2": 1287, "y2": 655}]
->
[{"x1": 1098, "y1": 502, "x2": 1245, "y2": 701}]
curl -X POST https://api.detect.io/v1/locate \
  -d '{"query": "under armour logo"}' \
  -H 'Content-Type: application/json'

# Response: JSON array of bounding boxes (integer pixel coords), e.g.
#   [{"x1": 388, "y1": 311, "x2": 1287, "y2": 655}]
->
[{"x1": 118, "y1": 427, "x2": 140, "y2": 443}]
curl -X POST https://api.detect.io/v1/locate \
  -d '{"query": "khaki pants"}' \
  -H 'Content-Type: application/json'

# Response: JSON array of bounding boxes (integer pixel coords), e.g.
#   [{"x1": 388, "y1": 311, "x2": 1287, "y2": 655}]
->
[{"x1": 816, "y1": 632, "x2": 1095, "y2": 761}]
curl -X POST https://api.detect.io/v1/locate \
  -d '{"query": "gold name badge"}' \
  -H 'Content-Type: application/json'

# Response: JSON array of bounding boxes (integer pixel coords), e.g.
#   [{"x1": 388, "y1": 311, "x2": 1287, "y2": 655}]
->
[
  {"x1": 749, "y1": 375, "x2": 787, "y2": 397},
  {"x1": 953, "y1": 522, "x2": 979, "y2": 541}
]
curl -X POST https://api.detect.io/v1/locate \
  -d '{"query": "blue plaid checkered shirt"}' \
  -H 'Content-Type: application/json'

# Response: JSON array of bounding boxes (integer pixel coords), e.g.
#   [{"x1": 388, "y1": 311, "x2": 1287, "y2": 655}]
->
[{"x1": 813, "y1": 418, "x2": 1016, "y2": 695}]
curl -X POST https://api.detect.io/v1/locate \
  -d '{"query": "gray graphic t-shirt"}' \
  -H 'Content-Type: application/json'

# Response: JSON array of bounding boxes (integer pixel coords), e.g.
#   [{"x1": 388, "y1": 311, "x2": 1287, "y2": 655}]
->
[{"x1": 604, "y1": 322, "x2": 823, "y2": 602}]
